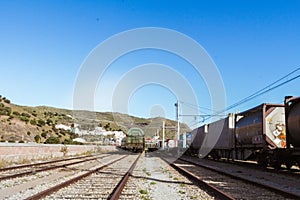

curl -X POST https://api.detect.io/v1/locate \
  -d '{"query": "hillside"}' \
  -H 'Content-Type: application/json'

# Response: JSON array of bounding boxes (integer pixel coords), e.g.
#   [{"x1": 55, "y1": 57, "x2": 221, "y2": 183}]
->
[{"x1": 0, "y1": 95, "x2": 190, "y2": 144}]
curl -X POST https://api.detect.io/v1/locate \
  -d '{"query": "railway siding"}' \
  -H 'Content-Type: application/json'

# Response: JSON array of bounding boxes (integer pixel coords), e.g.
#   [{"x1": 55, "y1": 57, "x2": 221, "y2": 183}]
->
[
  {"x1": 120, "y1": 153, "x2": 214, "y2": 200},
  {"x1": 179, "y1": 156, "x2": 300, "y2": 199},
  {"x1": 0, "y1": 154, "x2": 123, "y2": 199},
  {"x1": 41, "y1": 154, "x2": 136, "y2": 199}
]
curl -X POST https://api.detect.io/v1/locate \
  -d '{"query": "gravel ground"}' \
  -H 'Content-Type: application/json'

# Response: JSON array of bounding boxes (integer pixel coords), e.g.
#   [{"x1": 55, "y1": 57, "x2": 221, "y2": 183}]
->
[
  {"x1": 120, "y1": 153, "x2": 215, "y2": 200},
  {"x1": 180, "y1": 156, "x2": 300, "y2": 199}
]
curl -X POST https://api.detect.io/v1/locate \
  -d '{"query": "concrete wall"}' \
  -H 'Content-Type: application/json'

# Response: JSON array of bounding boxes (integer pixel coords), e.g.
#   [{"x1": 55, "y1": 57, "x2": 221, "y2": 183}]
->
[{"x1": 0, "y1": 143, "x2": 117, "y2": 162}]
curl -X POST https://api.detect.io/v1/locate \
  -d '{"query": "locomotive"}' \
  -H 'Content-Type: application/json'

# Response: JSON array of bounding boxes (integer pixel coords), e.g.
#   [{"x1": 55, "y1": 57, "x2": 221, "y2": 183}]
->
[{"x1": 187, "y1": 96, "x2": 300, "y2": 168}]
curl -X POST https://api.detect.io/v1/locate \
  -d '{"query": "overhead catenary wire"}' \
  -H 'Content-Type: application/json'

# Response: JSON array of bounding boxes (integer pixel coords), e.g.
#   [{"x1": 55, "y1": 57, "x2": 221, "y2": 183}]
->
[
  {"x1": 204, "y1": 67, "x2": 300, "y2": 122},
  {"x1": 179, "y1": 101, "x2": 216, "y2": 114},
  {"x1": 182, "y1": 67, "x2": 300, "y2": 126},
  {"x1": 223, "y1": 67, "x2": 300, "y2": 112}
]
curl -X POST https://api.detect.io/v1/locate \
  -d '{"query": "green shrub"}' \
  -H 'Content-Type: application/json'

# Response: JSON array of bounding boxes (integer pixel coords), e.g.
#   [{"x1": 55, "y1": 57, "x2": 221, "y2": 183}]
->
[
  {"x1": 34, "y1": 135, "x2": 41, "y2": 143},
  {"x1": 21, "y1": 113, "x2": 31, "y2": 118},
  {"x1": 44, "y1": 136, "x2": 60, "y2": 144},
  {"x1": 3, "y1": 99, "x2": 10, "y2": 104},
  {"x1": 0, "y1": 106, "x2": 11, "y2": 116},
  {"x1": 46, "y1": 119, "x2": 53, "y2": 125},
  {"x1": 30, "y1": 119, "x2": 37, "y2": 125},
  {"x1": 59, "y1": 130, "x2": 66, "y2": 136},
  {"x1": 63, "y1": 139, "x2": 83, "y2": 145},
  {"x1": 139, "y1": 190, "x2": 148, "y2": 194},
  {"x1": 37, "y1": 119, "x2": 45, "y2": 126},
  {"x1": 13, "y1": 111, "x2": 20, "y2": 116},
  {"x1": 41, "y1": 131, "x2": 47, "y2": 138},
  {"x1": 20, "y1": 116, "x2": 29, "y2": 123}
]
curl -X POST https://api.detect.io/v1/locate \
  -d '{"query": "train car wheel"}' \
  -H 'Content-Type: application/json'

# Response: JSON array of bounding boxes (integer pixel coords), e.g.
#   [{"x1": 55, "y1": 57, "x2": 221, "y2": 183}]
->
[
  {"x1": 285, "y1": 162, "x2": 293, "y2": 169},
  {"x1": 273, "y1": 162, "x2": 282, "y2": 170}
]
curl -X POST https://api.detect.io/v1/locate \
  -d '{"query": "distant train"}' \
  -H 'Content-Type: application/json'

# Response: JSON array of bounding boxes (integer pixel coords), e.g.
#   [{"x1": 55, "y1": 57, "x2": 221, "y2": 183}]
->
[
  {"x1": 186, "y1": 96, "x2": 300, "y2": 169},
  {"x1": 120, "y1": 127, "x2": 161, "y2": 152}
]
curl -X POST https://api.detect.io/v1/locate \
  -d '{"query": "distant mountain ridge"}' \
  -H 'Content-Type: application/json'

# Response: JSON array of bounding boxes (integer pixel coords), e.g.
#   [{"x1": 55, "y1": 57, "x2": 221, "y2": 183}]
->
[{"x1": 0, "y1": 95, "x2": 190, "y2": 143}]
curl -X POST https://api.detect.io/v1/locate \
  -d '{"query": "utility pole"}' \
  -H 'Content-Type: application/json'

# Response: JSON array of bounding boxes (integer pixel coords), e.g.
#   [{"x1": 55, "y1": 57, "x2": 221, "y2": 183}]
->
[
  {"x1": 162, "y1": 120, "x2": 165, "y2": 149},
  {"x1": 175, "y1": 100, "x2": 180, "y2": 147}
]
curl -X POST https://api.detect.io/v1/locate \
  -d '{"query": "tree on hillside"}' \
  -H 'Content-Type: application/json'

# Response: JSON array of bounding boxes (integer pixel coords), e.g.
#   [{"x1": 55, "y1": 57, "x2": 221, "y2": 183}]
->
[
  {"x1": 2, "y1": 97, "x2": 10, "y2": 104},
  {"x1": 104, "y1": 123, "x2": 111, "y2": 130},
  {"x1": 37, "y1": 119, "x2": 45, "y2": 127},
  {"x1": 0, "y1": 106, "x2": 11, "y2": 116},
  {"x1": 21, "y1": 113, "x2": 31, "y2": 118},
  {"x1": 34, "y1": 135, "x2": 41, "y2": 143},
  {"x1": 30, "y1": 119, "x2": 37, "y2": 125},
  {"x1": 20, "y1": 116, "x2": 30, "y2": 123},
  {"x1": 46, "y1": 119, "x2": 53, "y2": 125},
  {"x1": 41, "y1": 131, "x2": 47, "y2": 138},
  {"x1": 13, "y1": 111, "x2": 20, "y2": 116}
]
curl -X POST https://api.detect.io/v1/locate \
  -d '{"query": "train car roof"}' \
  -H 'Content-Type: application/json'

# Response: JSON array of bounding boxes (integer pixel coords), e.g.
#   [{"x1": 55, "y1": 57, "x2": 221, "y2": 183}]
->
[
  {"x1": 285, "y1": 96, "x2": 300, "y2": 105},
  {"x1": 236, "y1": 103, "x2": 284, "y2": 116}
]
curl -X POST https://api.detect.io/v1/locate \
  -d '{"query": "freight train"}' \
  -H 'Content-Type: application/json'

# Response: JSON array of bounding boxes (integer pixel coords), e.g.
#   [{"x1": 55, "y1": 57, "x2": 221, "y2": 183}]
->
[
  {"x1": 120, "y1": 127, "x2": 160, "y2": 152},
  {"x1": 121, "y1": 127, "x2": 145, "y2": 152},
  {"x1": 186, "y1": 96, "x2": 300, "y2": 169}
]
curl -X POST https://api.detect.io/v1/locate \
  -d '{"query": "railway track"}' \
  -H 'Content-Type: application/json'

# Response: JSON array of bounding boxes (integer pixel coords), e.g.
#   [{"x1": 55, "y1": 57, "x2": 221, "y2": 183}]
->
[
  {"x1": 0, "y1": 153, "x2": 126, "y2": 199},
  {"x1": 160, "y1": 156, "x2": 235, "y2": 200},
  {"x1": 3, "y1": 149, "x2": 297, "y2": 199},
  {"x1": 2, "y1": 150, "x2": 224, "y2": 199},
  {"x1": 25, "y1": 153, "x2": 141, "y2": 199},
  {"x1": 178, "y1": 156, "x2": 300, "y2": 199},
  {"x1": 0, "y1": 154, "x2": 91, "y2": 172},
  {"x1": 119, "y1": 152, "x2": 214, "y2": 200},
  {"x1": 0, "y1": 154, "x2": 108, "y2": 181},
  {"x1": 206, "y1": 157, "x2": 300, "y2": 176},
  {"x1": 108, "y1": 153, "x2": 141, "y2": 199}
]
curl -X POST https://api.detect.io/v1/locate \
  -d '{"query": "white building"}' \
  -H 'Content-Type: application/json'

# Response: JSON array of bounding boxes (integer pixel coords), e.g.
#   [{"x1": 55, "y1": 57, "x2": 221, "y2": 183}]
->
[{"x1": 55, "y1": 124, "x2": 71, "y2": 131}]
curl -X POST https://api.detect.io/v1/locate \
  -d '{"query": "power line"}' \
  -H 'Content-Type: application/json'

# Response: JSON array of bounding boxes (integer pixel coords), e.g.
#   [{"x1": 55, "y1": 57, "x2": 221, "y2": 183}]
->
[
  {"x1": 224, "y1": 67, "x2": 300, "y2": 112},
  {"x1": 201, "y1": 67, "x2": 300, "y2": 123},
  {"x1": 240, "y1": 74, "x2": 300, "y2": 103},
  {"x1": 179, "y1": 101, "x2": 215, "y2": 115},
  {"x1": 206, "y1": 68, "x2": 300, "y2": 120},
  {"x1": 178, "y1": 67, "x2": 300, "y2": 127},
  {"x1": 181, "y1": 67, "x2": 299, "y2": 116}
]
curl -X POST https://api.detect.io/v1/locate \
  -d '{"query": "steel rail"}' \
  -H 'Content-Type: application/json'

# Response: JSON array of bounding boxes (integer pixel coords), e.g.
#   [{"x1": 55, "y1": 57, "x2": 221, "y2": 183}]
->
[
  {"x1": 109, "y1": 153, "x2": 141, "y2": 200},
  {"x1": 0, "y1": 155, "x2": 109, "y2": 181},
  {"x1": 204, "y1": 156, "x2": 300, "y2": 176},
  {"x1": 0, "y1": 154, "x2": 93, "y2": 172},
  {"x1": 160, "y1": 156, "x2": 235, "y2": 200},
  {"x1": 25, "y1": 155, "x2": 128, "y2": 200},
  {"x1": 180, "y1": 157, "x2": 300, "y2": 199}
]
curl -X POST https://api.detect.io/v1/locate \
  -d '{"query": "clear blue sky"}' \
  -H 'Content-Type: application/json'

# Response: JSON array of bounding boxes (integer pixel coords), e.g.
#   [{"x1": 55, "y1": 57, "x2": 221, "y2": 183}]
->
[{"x1": 1, "y1": 0, "x2": 300, "y2": 128}]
